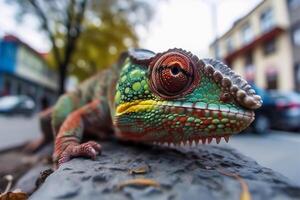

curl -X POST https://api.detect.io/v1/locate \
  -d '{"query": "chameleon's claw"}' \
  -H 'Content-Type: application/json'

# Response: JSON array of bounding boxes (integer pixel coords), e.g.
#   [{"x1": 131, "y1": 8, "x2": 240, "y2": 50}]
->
[{"x1": 57, "y1": 141, "x2": 101, "y2": 167}]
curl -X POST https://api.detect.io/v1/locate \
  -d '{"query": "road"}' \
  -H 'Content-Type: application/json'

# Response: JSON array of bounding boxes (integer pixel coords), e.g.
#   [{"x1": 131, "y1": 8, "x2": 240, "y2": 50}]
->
[
  {"x1": 0, "y1": 115, "x2": 40, "y2": 151},
  {"x1": 0, "y1": 115, "x2": 299, "y2": 185},
  {"x1": 226, "y1": 131, "x2": 300, "y2": 186}
]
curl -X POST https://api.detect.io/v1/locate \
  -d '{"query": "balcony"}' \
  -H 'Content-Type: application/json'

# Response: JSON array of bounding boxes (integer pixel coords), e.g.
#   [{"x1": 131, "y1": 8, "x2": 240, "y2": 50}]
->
[{"x1": 224, "y1": 26, "x2": 285, "y2": 63}]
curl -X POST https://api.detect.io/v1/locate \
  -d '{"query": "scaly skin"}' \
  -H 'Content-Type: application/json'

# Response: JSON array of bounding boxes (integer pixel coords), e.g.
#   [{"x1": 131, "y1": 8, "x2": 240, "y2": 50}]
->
[{"x1": 51, "y1": 48, "x2": 262, "y2": 167}]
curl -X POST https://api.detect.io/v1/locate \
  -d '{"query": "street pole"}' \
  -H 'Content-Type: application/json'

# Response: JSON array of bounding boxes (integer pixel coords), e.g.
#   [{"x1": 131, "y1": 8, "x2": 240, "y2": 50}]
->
[
  {"x1": 211, "y1": 1, "x2": 219, "y2": 59},
  {"x1": 202, "y1": 0, "x2": 219, "y2": 59}
]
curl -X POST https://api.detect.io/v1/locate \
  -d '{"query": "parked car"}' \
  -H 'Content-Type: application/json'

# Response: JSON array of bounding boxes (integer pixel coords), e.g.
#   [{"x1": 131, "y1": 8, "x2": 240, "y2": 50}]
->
[
  {"x1": 0, "y1": 95, "x2": 36, "y2": 116},
  {"x1": 269, "y1": 91, "x2": 300, "y2": 131},
  {"x1": 250, "y1": 86, "x2": 276, "y2": 134}
]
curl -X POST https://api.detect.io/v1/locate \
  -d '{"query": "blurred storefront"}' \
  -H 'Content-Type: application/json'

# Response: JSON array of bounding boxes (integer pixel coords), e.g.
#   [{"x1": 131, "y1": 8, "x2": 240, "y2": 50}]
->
[
  {"x1": 209, "y1": 0, "x2": 300, "y2": 92},
  {"x1": 0, "y1": 35, "x2": 58, "y2": 109}
]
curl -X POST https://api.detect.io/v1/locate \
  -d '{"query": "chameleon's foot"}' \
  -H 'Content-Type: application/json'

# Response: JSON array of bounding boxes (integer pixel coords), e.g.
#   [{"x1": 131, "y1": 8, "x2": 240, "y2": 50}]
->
[{"x1": 58, "y1": 141, "x2": 101, "y2": 167}]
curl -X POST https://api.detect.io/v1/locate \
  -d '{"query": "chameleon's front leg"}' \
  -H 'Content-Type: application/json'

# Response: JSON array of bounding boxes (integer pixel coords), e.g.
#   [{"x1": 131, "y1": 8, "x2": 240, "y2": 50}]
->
[{"x1": 53, "y1": 100, "x2": 102, "y2": 167}]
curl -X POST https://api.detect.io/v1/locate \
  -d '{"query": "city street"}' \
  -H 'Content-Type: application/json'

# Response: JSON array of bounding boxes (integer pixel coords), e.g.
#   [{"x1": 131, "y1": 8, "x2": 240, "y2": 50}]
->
[
  {"x1": 0, "y1": 115, "x2": 299, "y2": 186},
  {"x1": 226, "y1": 131, "x2": 300, "y2": 186},
  {"x1": 0, "y1": 115, "x2": 40, "y2": 151}
]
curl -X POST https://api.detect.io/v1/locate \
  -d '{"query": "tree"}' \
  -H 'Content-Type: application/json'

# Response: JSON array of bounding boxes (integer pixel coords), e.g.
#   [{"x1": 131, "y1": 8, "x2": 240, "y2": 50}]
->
[
  {"x1": 68, "y1": 21, "x2": 138, "y2": 81},
  {"x1": 8, "y1": 0, "x2": 154, "y2": 94}
]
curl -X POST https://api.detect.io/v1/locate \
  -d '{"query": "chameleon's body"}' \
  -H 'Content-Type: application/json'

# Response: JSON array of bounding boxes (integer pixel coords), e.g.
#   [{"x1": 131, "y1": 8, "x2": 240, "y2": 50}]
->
[{"x1": 45, "y1": 49, "x2": 262, "y2": 166}]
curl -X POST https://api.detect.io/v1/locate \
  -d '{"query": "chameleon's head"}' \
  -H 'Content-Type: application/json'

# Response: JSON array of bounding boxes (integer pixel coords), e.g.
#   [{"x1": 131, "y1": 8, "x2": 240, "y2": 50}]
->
[{"x1": 113, "y1": 49, "x2": 262, "y2": 144}]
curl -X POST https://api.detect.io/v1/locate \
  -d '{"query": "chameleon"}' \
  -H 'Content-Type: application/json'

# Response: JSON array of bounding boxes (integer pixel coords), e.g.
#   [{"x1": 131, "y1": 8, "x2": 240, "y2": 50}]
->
[{"x1": 34, "y1": 48, "x2": 262, "y2": 167}]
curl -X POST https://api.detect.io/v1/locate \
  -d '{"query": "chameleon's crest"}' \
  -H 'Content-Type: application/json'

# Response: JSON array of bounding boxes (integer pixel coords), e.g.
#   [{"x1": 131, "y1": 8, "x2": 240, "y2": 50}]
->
[
  {"x1": 128, "y1": 48, "x2": 156, "y2": 66},
  {"x1": 202, "y1": 59, "x2": 262, "y2": 109}
]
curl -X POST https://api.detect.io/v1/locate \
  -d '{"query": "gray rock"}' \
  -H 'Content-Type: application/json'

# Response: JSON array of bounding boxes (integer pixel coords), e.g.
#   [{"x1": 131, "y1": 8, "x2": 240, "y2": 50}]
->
[
  {"x1": 14, "y1": 143, "x2": 53, "y2": 194},
  {"x1": 14, "y1": 164, "x2": 51, "y2": 194},
  {"x1": 30, "y1": 141, "x2": 300, "y2": 200}
]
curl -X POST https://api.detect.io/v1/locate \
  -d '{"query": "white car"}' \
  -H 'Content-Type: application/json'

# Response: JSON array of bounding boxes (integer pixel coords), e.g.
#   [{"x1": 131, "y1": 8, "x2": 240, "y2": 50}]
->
[{"x1": 0, "y1": 95, "x2": 36, "y2": 116}]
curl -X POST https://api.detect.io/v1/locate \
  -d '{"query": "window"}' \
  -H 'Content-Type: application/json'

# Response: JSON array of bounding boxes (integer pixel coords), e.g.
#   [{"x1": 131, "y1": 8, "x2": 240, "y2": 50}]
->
[
  {"x1": 241, "y1": 23, "x2": 253, "y2": 44},
  {"x1": 266, "y1": 68, "x2": 278, "y2": 90},
  {"x1": 8, "y1": 44, "x2": 14, "y2": 58},
  {"x1": 263, "y1": 39, "x2": 276, "y2": 55},
  {"x1": 2, "y1": 79, "x2": 11, "y2": 96},
  {"x1": 245, "y1": 52, "x2": 253, "y2": 66},
  {"x1": 226, "y1": 37, "x2": 234, "y2": 53},
  {"x1": 0, "y1": 43, "x2": 2, "y2": 57},
  {"x1": 17, "y1": 83, "x2": 22, "y2": 95},
  {"x1": 288, "y1": 0, "x2": 300, "y2": 8},
  {"x1": 292, "y1": 26, "x2": 300, "y2": 46},
  {"x1": 213, "y1": 44, "x2": 220, "y2": 59},
  {"x1": 295, "y1": 63, "x2": 300, "y2": 91},
  {"x1": 244, "y1": 52, "x2": 255, "y2": 82},
  {"x1": 260, "y1": 8, "x2": 274, "y2": 33}
]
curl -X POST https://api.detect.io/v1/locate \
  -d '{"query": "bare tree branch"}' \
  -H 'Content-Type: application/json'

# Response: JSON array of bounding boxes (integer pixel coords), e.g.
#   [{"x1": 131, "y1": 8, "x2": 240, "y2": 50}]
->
[
  {"x1": 28, "y1": 0, "x2": 62, "y2": 67},
  {"x1": 9, "y1": 0, "x2": 154, "y2": 94}
]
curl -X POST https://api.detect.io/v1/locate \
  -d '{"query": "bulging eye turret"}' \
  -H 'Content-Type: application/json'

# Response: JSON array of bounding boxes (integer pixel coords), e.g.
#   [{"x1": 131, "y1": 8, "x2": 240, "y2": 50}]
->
[{"x1": 149, "y1": 50, "x2": 200, "y2": 99}]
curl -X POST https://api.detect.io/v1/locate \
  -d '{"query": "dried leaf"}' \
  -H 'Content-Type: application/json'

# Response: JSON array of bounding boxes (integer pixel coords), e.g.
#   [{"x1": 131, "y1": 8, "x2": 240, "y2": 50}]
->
[
  {"x1": 0, "y1": 192, "x2": 28, "y2": 200},
  {"x1": 129, "y1": 165, "x2": 150, "y2": 174},
  {"x1": 218, "y1": 170, "x2": 252, "y2": 200},
  {"x1": 117, "y1": 178, "x2": 160, "y2": 189},
  {"x1": 0, "y1": 175, "x2": 28, "y2": 200}
]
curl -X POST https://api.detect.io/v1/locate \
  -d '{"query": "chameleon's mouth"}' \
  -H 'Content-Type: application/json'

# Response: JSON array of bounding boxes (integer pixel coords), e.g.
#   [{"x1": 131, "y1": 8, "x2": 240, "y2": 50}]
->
[
  {"x1": 115, "y1": 100, "x2": 254, "y2": 143},
  {"x1": 116, "y1": 100, "x2": 254, "y2": 118}
]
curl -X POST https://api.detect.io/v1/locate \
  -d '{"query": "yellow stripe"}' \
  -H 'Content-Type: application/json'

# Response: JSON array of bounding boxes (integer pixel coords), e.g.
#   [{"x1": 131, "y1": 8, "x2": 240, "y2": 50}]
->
[{"x1": 116, "y1": 100, "x2": 158, "y2": 116}]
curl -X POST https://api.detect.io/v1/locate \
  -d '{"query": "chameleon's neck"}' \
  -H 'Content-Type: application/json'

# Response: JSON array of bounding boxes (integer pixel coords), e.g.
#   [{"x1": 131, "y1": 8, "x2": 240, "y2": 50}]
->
[{"x1": 106, "y1": 59, "x2": 127, "y2": 118}]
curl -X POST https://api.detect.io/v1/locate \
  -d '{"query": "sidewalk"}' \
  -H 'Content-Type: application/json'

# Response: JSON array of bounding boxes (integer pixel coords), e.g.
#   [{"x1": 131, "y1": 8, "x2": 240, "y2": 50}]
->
[{"x1": 0, "y1": 115, "x2": 40, "y2": 151}]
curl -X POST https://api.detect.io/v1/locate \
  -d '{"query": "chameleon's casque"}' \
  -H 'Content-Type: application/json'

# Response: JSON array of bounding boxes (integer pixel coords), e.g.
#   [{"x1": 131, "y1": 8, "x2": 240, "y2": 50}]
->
[{"x1": 113, "y1": 48, "x2": 262, "y2": 144}]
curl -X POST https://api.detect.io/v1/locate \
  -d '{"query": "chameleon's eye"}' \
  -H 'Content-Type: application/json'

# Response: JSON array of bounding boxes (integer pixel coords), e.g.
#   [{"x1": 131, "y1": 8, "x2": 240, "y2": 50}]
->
[
  {"x1": 149, "y1": 51, "x2": 200, "y2": 99},
  {"x1": 159, "y1": 62, "x2": 191, "y2": 94}
]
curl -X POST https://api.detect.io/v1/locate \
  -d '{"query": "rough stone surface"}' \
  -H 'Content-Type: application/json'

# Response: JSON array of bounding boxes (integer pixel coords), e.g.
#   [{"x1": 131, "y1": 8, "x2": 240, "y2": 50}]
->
[
  {"x1": 13, "y1": 144, "x2": 53, "y2": 194},
  {"x1": 30, "y1": 140, "x2": 300, "y2": 200},
  {"x1": 14, "y1": 164, "x2": 50, "y2": 194}
]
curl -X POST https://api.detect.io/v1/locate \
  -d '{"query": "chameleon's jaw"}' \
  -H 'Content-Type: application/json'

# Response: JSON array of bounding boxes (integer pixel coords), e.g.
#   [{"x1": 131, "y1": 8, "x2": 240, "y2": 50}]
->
[{"x1": 114, "y1": 100, "x2": 254, "y2": 144}]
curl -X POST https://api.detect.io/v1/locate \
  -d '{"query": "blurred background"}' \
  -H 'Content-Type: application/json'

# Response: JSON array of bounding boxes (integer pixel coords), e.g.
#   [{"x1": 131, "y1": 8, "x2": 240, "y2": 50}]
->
[{"x1": 0, "y1": 0, "x2": 300, "y2": 189}]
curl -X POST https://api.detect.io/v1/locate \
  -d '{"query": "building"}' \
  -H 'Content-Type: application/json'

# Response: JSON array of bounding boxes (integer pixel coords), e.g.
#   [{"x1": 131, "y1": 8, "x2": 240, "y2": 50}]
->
[
  {"x1": 288, "y1": 0, "x2": 300, "y2": 91},
  {"x1": 0, "y1": 35, "x2": 58, "y2": 109},
  {"x1": 209, "y1": 0, "x2": 300, "y2": 91}
]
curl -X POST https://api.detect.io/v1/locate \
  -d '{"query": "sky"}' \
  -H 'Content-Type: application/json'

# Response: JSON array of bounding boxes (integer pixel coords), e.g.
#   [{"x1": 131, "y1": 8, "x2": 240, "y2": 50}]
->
[{"x1": 0, "y1": 0, "x2": 262, "y2": 57}]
